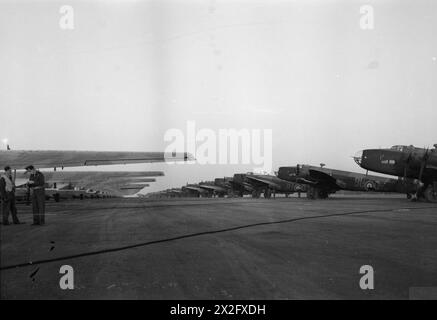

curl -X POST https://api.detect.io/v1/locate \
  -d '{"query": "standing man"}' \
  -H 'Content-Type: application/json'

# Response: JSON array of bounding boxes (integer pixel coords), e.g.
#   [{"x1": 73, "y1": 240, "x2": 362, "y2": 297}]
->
[
  {"x1": 25, "y1": 165, "x2": 46, "y2": 226},
  {"x1": 0, "y1": 166, "x2": 21, "y2": 225}
]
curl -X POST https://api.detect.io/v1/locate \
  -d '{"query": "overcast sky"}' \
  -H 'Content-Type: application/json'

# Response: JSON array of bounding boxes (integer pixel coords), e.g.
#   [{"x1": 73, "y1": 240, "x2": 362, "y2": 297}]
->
[{"x1": 1, "y1": 0, "x2": 436, "y2": 194}]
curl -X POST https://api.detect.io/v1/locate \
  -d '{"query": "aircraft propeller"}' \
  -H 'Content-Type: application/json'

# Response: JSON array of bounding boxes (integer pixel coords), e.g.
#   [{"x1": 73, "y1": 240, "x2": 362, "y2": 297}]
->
[
  {"x1": 409, "y1": 147, "x2": 430, "y2": 200},
  {"x1": 417, "y1": 147, "x2": 430, "y2": 182}
]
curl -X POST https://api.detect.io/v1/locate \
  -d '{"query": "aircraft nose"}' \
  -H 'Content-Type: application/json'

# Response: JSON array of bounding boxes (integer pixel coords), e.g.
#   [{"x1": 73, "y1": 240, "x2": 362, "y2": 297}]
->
[{"x1": 353, "y1": 150, "x2": 363, "y2": 165}]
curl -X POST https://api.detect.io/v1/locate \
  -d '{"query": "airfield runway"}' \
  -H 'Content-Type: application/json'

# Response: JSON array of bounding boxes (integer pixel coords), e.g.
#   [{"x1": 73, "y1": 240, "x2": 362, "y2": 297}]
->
[{"x1": 1, "y1": 196, "x2": 436, "y2": 299}]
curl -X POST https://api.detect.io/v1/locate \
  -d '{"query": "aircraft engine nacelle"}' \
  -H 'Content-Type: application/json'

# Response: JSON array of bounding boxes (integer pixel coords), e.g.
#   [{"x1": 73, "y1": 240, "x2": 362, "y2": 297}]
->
[
  {"x1": 277, "y1": 166, "x2": 300, "y2": 182},
  {"x1": 232, "y1": 174, "x2": 246, "y2": 184}
]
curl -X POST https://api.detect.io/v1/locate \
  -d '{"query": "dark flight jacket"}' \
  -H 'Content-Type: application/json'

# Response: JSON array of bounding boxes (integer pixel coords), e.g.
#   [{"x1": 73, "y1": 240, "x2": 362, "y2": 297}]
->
[{"x1": 28, "y1": 171, "x2": 45, "y2": 189}]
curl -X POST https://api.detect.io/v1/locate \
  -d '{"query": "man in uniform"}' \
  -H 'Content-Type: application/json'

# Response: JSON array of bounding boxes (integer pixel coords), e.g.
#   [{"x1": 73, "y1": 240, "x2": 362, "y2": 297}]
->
[
  {"x1": 25, "y1": 165, "x2": 46, "y2": 225},
  {"x1": 0, "y1": 166, "x2": 22, "y2": 225}
]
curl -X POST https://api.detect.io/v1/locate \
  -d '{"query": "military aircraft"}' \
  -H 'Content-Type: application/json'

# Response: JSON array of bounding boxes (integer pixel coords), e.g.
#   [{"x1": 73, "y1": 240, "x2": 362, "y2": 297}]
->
[
  {"x1": 82, "y1": 178, "x2": 154, "y2": 197},
  {"x1": 144, "y1": 188, "x2": 186, "y2": 199},
  {"x1": 164, "y1": 188, "x2": 186, "y2": 198},
  {"x1": 277, "y1": 164, "x2": 418, "y2": 199},
  {"x1": 163, "y1": 188, "x2": 185, "y2": 198},
  {"x1": 14, "y1": 171, "x2": 163, "y2": 183},
  {"x1": 45, "y1": 183, "x2": 89, "y2": 201},
  {"x1": 181, "y1": 184, "x2": 211, "y2": 198},
  {"x1": 354, "y1": 144, "x2": 437, "y2": 202},
  {"x1": 230, "y1": 174, "x2": 256, "y2": 197},
  {"x1": 198, "y1": 181, "x2": 228, "y2": 197},
  {"x1": 14, "y1": 183, "x2": 95, "y2": 203},
  {"x1": 214, "y1": 177, "x2": 233, "y2": 188},
  {"x1": 233, "y1": 173, "x2": 305, "y2": 198},
  {"x1": 212, "y1": 177, "x2": 246, "y2": 197},
  {"x1": 12, "y1": 171, "x2": 163, "y2": 200}
]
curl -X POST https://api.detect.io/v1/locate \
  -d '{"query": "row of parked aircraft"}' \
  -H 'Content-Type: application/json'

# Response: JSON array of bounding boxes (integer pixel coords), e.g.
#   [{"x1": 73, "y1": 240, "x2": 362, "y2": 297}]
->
[
  {"x1": 0, "y1": 148, "x2": 191, "y2": 202},
  {"x1": 1, "y1": 144, "x2": 436, "y2": 202},
  {"x1": 12, "y1": 171, "x2": 165, "y2": 202},
  {"x1": 145, "y1": 145, "x2": 437, "y2": 203}
]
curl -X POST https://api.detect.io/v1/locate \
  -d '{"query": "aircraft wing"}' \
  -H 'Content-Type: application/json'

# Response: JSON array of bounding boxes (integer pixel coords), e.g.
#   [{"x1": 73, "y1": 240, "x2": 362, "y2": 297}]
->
[
  {"x1": 184, "y1": 186, "x2": 205, "y2": 193},
  {"x1": 296, "y1": 177, "x2": 318, "y2": 185},
  {"x1": 125, "y1": 180, "x2": 156, "y2": 185},
  {"x1": 199, "y1": 185, "x2": 227, "y2": 192},
  {"x1": 15, "y1": 171, "x2": 163, "y2": 183},
  {"x1": 120, "y1": 184, "x2": 150, "y2": 190},
  {"x1": 75, "y1": 177, "x2": 152, "y2": 197},
  {"x1": 246, "y1": 176, "x2": 282, "y2": 189},
  {"x1": 0, "y1": 150, "x2": 192, "y2": 170},
  {"x1": 308, "y1": 169, "x2": 343, "y2": 189}
]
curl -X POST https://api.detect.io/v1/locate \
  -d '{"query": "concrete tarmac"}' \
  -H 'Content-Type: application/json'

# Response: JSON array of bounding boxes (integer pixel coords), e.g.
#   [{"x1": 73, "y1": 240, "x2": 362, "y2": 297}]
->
[{"x1": 1, "y1": 196, "x2": 436, "y2": 299}]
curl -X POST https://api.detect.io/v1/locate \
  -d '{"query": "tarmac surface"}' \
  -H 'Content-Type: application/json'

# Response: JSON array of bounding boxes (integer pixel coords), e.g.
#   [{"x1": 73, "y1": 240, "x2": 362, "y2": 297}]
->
[{"x1": 1, "y1": 195, "x2": 436, "y2": 299}]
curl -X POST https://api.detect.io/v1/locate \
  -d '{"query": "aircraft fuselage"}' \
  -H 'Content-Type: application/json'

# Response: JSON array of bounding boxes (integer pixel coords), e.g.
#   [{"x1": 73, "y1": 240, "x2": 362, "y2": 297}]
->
[{"x1": 355, "y1": 145, "x2": 437, "y2": 183}]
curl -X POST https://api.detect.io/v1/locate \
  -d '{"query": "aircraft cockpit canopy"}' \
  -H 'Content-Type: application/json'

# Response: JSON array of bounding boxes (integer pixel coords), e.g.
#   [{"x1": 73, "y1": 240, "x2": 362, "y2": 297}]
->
[
  {"x1": 390, "y1": 145, "x2": 415, "y2": 152},
  {"x1": 390, "y1": 145, "x2": 406, "y2": 151}
]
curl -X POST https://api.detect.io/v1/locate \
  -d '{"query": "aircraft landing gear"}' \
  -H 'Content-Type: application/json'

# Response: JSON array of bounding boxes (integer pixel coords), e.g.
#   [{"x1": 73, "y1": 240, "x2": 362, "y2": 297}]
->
[
  {"x1": 252, "y1": 190, "x2": 261, "y2": 198},
  {"x1": 307, "y1": 186, "x2": 329, "y2": 200},
  {"x1": 424, "y1": 183, "x2": 437, "y2": 203},
  {"x1": 306, "y1": 187, "x2": 315, "y2": 199},
  {"x1": 264, "y1": 189, "x2": 272, "y2": 199},
  {"x1": 318, "y1": 188, "x2": 329, "y2": 199}
]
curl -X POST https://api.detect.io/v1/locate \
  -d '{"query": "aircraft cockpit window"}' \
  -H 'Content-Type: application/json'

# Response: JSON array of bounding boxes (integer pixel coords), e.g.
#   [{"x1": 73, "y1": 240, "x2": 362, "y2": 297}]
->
[
  {"x1": 381, "y1": 159, "x2": 396, "y2": 165},
  {"x1": 390, "y1": 145, "x2": 404, "y2": 152}
]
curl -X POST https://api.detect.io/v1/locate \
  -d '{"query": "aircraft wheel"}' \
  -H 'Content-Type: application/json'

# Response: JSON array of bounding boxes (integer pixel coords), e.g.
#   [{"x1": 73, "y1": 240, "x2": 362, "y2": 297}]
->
[
  {"x1": 264, "y1": 189, "x2": 272, "y2": 199},
  {"x1": 307, "y1": 187, "x2": 328, "y2": 199},
  {"x1": 319, "y1": 189, "x2": 329, "y2": 199},
  {"x1": 306, "y1": 187, "x2": 315, "y2": 199},
  {"x1": 54, "y1": 194, "x2": 60, "y2": 202},
  {"x1": 313, "y1": 188, "x2": 320, "y2": 199},
  {"x1": 424, "y1": 185, "x2": 437, "y2": 203}
]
